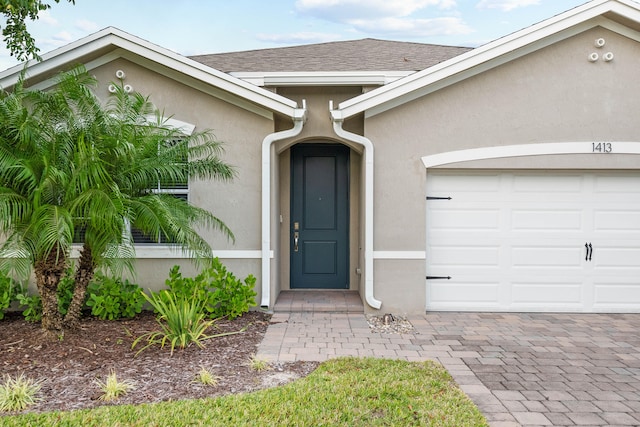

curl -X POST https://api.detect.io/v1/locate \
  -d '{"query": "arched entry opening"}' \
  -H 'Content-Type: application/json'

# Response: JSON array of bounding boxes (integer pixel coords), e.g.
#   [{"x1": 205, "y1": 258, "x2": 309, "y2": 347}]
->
[{"x1": 274, "y1": 140, "x2": 362, "y2": 297}]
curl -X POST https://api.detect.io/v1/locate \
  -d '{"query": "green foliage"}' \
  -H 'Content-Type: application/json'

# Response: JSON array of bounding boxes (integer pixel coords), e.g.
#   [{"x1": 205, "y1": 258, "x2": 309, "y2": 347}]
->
[
  {"x1": 15, "y1": 291, "x2": 41, "y2": 323},
  {"x1": 132, "y1": 290, "x2": 236, "y2": 356},
  {"x1": 194, "y1": 367, "x2": 219, "y2": 386},
  {"x1": 0, "y1": 66, "x2": 234, "y2": 331},
  {"x1": 0, "y1": 270, "x2": 18, "y2": 320},
  {"x1": 248, "y1": 355, "x2": 271, "y2": 372},
  {"x1": 164, "y1": 258, "x2": 256, "y2": 320},
  {"x1": 1, "y1": 0, "x2": 76, "y2": 61},
  {"x1": 56, "y1": 266, "x2": 75, "y2": 316},
  {"x1": 0, "y1": 358, "x2": 489, "y2": 426},
  {"x1": 0, "y1": 374, "x2": 42, "y2": 412},
  {"x1": 86, "y1": 273, "x2": 144, "y2": 320},
  {"x1": 93, "y1": 371, "x2": 135, "y2": 402}
]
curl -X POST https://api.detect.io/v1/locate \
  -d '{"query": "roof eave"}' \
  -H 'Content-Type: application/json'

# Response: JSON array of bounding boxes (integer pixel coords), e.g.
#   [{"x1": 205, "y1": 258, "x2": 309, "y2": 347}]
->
[
  {"x1": 0, "y1": 27, "x2": 300, "y2": 120},
  {"x1": 336, "y1": 0, "x2": 640, "y2": 120},
  {"x1": 230, "y1": 71, "x2": 416, "y2": 87}
]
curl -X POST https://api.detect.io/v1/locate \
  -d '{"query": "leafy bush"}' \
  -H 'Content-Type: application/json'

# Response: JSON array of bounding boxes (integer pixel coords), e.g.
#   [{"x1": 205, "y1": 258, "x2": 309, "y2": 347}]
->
[
  {"x1": 164, "y1": 258, "x2": 256, "y2": 320},
  {"x1": 86, "y1": 273, "x2": 145, "y2": 320},
  {"x1": 56, "y1": 266, "x2": 76, "y2": 316},
  {"x1": 0, "y1": 271, "x2": 18, "y2": 320},
  {"x1": 132, "y1": 290, "x2": 242, "y2": 356},
  {"x1": 15, "y1": 291, "x2": 42, "y2": 323}
]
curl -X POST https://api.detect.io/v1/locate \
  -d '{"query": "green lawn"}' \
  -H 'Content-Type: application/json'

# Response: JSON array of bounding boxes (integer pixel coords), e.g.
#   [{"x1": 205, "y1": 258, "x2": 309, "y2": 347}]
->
[{"x1": 2, "y1": 357, "x2": 488, "y2": 426}]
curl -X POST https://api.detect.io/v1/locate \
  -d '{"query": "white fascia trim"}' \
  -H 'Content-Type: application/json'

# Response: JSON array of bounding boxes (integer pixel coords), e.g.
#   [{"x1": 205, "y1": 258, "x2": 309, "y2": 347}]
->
[
  {"x1": 0, "y1": 27, "x2": 299, "y2": 119},
  {"x1": 421, "y1": 141, "x2": 640, "y2": 169},
  {"x1": 331, "y1": 108, "x2": 382, "y2": 310},
  {"x1": 373, "y1": 251, "x2": 426, "y2": 260},
  {"x1": 230, "y1": 71, "x2": 414, "y2": 87},
  {"x1": 69, "y1": 246, "x2": 272, "y2": 259},
  {"x1": 260, "y1": 106, "x2": 308, "y2": 308},
  {"x1": 336, "y1": 0, "x2": 640, "y2": 119}
]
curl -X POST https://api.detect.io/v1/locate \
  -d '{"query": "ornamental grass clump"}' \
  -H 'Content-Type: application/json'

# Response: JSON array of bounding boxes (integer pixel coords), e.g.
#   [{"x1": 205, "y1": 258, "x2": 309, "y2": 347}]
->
[
  {"x1": 194, "y1": 367, "x2": 219, "y2": 386},
  {"x1": 133, "y1": 290, "x2": 244, "y2": 356},
  {"x1": 249, "y1": 355, "x2": 272, "y2": 372},
  {"x1": 0, "y1": 374, "x2": 42, "y2": 412},
  {"x1": 94, "y1": 370, "x2": 135, "y2": 401}
]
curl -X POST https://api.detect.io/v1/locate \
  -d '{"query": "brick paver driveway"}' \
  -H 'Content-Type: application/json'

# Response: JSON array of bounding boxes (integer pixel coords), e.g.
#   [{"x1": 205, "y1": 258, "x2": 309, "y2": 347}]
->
[{"x1": 258, "y1": 311, "x2": 640, "y2": 426}]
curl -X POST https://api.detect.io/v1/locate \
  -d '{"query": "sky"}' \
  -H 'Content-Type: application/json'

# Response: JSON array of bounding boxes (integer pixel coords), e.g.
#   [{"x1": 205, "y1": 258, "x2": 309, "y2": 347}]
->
[{"x1": 0, "y1": 0, "x2": 619, "y2": 71}]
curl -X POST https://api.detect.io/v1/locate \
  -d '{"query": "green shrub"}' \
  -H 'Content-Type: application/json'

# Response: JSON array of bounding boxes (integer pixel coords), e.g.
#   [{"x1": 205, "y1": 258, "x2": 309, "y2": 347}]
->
[
  {"x1": 0, "y1": 270, "x2": 18, "y2": 320},
  {"x1": 86, "y1": 274, "x2": 144, "y2": 320},
  {"x1": 132, "y1": 290, "x2": 241, "y2": 356},
  {"x1": 164, "y1": 258, "x2": 256, "y2": 320},
  {"x1": 15, "y1": 291, "x2": 42, "y2": 323},
  {"x1": 86, "y1": 273, "x2": 144, "y2": 320}
]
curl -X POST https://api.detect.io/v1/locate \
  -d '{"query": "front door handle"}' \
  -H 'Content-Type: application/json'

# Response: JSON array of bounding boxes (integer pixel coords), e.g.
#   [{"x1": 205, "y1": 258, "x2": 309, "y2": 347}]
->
[
  {"x1": 588, "y1": 243, "x2": 593, "y2": 261},
  {"x1": 293, "y1": 231, "x2": 299, "y2": 252}
]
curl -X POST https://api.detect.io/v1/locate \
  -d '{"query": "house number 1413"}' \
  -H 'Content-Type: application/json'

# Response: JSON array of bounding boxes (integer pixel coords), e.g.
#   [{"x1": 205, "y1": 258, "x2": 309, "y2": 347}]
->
[{"x1": 592, "y1": 142, "x2": 612, "y2": 153}]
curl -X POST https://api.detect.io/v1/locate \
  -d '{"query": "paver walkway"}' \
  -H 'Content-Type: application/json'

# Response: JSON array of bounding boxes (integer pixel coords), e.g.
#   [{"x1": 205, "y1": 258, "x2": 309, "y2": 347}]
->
[{"x1": 257, "y1": 311, "x2": 640, "y2": 427}]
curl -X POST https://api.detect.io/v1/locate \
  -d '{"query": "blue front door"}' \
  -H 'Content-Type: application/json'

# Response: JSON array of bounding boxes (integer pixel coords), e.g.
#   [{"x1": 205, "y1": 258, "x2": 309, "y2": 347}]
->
[{"x1": 290, "y1": 144, "x2": 349, "y2": 289}]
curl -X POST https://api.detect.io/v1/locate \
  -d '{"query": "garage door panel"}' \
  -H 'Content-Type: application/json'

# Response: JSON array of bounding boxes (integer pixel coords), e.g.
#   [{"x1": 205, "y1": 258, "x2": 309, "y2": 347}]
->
[
  {"x1": 511, "y1": 210, "x2": 582, "y2": 230},
  {"x1": 594, "y1": 283, "x2": 640, "y2": 308},
  {"x1": 513, "y1": 174, "x2": 585, "y2": 193},
  {"x1": 427, "y1": 171, "x2": 640, "y2": 313},
  {"x1": 592, "y1": 245, "x2": 640, "y2": 268},
  {"x1": 511, "y1": 283, "x2": 582, "y2": 305},
  {"x1": 429, "y1": 209, "x2": 500, "y2": 230},
  {"x1": 511, "y1": 246, "x2": 582, "y2": 268},
  {"x1": 594, "y1": 175, "x2": 640, "y2": 195},
  {"x1": 429, "y1": 245, "x2": 500, "y2": 267},
  {"x1": 430, "y1": 282, "x2": 499, "y2": 305},
  {"x1": 594, "y1": 210, "x2": 640, "y2": 232}
]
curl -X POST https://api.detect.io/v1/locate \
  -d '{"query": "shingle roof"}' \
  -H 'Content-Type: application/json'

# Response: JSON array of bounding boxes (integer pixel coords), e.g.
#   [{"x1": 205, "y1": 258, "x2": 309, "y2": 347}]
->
[{"x1": 189, "y1": 38, "x2": 472, "y2": 73}]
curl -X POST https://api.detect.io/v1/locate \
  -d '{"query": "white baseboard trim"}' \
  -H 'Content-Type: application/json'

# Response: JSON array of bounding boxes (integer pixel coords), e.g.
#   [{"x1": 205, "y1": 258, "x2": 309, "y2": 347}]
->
[{"x1": 373, "y1": 251, "x2": 426, "y2": 260}]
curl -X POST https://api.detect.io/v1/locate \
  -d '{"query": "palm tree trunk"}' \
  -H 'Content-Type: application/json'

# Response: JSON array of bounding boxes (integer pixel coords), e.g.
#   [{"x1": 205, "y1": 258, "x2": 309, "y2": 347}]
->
[
  {"x1": 34, "y1": 248, "x2": 66, "y2": 332},
  {"x1": 63, "y1": 244, "x2": 95, "y2": 329}
]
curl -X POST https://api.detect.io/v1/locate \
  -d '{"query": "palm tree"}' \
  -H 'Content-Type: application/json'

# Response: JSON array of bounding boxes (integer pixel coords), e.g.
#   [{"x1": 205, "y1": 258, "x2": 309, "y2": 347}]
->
[
  {"x1": 0, "y1": 67, "x2": 236, "y2": 331},
  {"x1": 0, "y1": 76, "x2": 76, "y2": 331}
]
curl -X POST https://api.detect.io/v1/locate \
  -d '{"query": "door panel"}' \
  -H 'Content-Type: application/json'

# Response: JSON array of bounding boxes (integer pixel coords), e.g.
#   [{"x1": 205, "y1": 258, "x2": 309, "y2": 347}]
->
[{"x1": 291, "y1": 144, "x2": 349, "y2": 289}]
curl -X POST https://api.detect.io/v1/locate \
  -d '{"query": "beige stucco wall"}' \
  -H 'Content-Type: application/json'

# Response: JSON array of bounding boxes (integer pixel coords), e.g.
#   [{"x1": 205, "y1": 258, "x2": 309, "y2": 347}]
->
[
  {"x1": 361, "y1": 27, "x2": 640, "y2": 313},
  {"x1": 89, "y1": 59, "x2": 275, "y2": 298}
]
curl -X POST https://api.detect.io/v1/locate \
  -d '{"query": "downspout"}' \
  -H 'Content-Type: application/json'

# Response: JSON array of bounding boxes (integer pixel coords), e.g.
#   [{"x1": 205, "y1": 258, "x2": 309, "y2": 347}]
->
[
  {"x1": 330, "y1": 103, "x2": 382, "y2": 310},
  {"x1": 260, "y1": 102, "x2": 307, "y2": 308}
]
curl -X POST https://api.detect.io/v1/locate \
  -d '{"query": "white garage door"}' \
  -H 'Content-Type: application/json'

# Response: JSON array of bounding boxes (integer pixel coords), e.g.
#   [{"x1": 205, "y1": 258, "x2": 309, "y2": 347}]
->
[{"x1": 426, "y1": 171, "x2": 640, "y2": 312}]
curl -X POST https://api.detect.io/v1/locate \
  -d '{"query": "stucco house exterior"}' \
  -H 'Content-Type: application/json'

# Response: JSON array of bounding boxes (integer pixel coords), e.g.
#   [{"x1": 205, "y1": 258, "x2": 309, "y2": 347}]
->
[{"x1": 2, "y1": 0, "x2": 639, "y2": 314}]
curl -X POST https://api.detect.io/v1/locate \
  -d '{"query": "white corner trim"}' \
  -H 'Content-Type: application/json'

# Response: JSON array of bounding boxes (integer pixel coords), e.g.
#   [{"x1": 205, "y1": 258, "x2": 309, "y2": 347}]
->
[
  {"x1": 373, "y1": 251, "x2": 426, "y2": 260},
  {"x1": 331, "y1": 108, "x2": 382, "y2": 310},
  {"x1": 421, "y1": 141, "x2": 640, "y2": 169},
  {"x1": 69, "y1": 246, "x2": 272, "y2": 259},
  {"x1": 261, "y1": 106, "x2": 308, "y2": 308}
]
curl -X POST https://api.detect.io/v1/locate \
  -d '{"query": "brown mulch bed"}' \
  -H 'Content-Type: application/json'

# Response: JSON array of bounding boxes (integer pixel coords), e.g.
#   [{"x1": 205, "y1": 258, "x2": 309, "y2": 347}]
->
[{"x1": 0, "y1": 311, "x2": 319, "y2": 414}]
